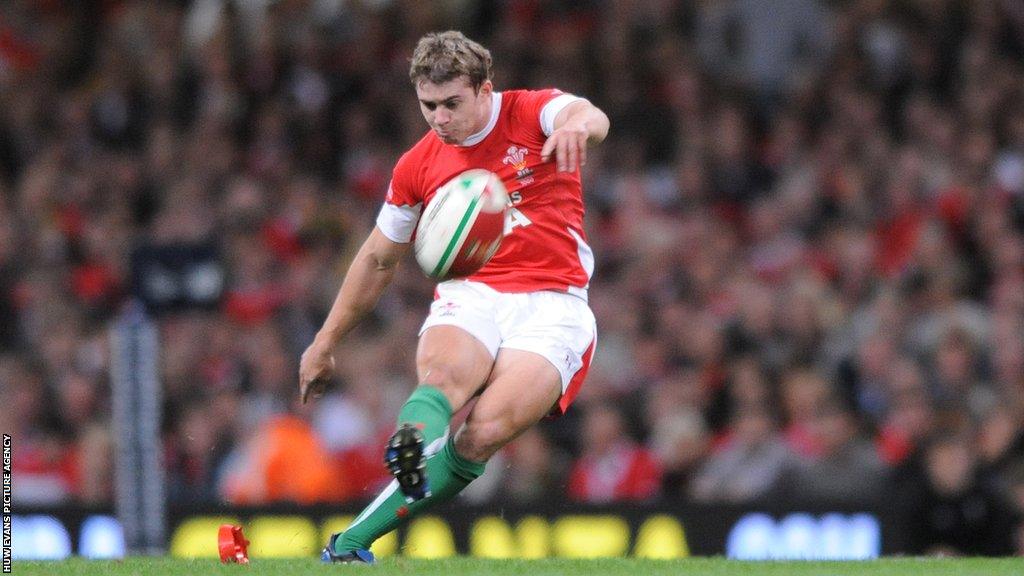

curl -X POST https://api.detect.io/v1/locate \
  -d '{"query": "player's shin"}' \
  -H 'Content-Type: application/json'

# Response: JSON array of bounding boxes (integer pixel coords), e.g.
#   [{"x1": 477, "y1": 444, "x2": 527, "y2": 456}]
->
[
  {"x1": 335, "y1": 436, "x2": 485, "y2": 553},
  {"x1": 396, "y1": 384, "x2": 453, "y2": 444}
]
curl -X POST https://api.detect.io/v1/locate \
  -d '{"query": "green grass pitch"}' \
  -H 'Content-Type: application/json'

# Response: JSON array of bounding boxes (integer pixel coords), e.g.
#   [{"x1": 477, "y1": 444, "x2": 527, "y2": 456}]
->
[{"x1": 11, "y1": 557, "x2": 1024, "y2": 575}]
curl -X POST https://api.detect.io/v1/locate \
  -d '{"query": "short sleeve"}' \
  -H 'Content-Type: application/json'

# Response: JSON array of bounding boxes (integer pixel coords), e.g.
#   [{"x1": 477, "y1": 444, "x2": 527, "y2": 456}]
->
[
  {"x1": 540, "y1": 94, "x2": 583, "y2": 136},
  {"x1": 375, "y1": 155, "x2": 422, "y2": 243},
  {"x1": 375, "y1": 196, "x2": 421, "y2": 243},
  {"x1": 515, "y1": 89, "x2": 583, "y2": 137}
]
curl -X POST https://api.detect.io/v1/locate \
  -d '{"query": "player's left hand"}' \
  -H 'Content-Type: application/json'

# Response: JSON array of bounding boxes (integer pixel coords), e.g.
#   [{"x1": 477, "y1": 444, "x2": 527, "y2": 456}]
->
[{"x1": 541, "y1": 120, "x2": 590, "y2": 173}]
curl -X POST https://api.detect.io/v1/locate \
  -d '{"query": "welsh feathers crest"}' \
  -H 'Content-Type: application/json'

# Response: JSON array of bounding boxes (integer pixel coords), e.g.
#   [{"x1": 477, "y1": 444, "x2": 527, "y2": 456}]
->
[{"x1": 503, "y1": 146, "x2": 528, "y2": 169}]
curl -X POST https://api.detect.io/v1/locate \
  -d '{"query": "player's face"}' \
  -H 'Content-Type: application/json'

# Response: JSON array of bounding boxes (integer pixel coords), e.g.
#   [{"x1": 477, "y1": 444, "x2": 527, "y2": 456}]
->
[{"x1": 416, "y1": 77, "x2": 492, "y2": 145}]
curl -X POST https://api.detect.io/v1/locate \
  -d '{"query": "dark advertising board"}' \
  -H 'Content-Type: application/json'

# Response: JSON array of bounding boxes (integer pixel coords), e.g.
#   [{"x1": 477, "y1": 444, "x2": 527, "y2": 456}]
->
[{"x1": 11, "y1": 500, "x2": 899, "y2": 561}]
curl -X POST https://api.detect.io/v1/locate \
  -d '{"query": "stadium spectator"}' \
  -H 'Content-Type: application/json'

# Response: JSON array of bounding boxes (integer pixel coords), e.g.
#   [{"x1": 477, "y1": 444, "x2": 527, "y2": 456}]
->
[
  {"x1": 903, "y1": 431, "x2": 1018, "y2": 556},
  {"x1": 219, "y1": 411, "x2": 337, "y2": 505},
  {"x1": 873, "y1": 362, "x2": 937, "y2": 466},
  {"x1": 778, "y1": 399, "x2": 892, "y2": 505},
  {"x1": 976, "y1": 401, "x2": 1024, "y2": 494},
  {"x1": 690, "y1": 403, "x2": 792, "y2": 504},
  {"x1": 779, "y1": 368, "x2": 832, "y2": 458},
  {"x1": 568, "y1": 402, "x2": 663, "y2": 503},
  {"x1": 697, "y1": 0, "x2": 833, "y2": 116},
  {"x1": 645, "y1": 369, "x2": 712, "y2": 497},
  {"x1": 165, "y1": 401, "x2": 228, "y2": 504}
]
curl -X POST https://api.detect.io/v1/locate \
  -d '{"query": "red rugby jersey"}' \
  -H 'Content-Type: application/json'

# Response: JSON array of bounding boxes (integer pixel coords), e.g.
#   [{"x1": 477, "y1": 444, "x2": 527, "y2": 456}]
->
[{"x1": 376, "y1": 89, "x2": 594, "y2": 299}]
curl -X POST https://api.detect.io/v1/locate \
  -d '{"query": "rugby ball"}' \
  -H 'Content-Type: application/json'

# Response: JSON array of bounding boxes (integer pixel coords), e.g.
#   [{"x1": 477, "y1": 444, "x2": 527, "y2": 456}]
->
[{"x1": 414, "y1": 169, "x2": 509, "y2": 280}]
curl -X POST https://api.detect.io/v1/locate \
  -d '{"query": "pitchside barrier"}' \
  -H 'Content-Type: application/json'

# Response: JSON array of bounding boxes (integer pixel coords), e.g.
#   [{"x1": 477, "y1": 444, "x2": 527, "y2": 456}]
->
[{"x1": 11, "y1": 500, "x2": 900, "y2": 561}]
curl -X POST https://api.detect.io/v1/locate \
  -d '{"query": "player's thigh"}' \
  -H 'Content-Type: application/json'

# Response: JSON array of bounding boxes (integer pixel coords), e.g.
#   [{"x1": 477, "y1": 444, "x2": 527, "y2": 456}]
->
[
  {"x1": 416, "y1": 281, "x2": 502, "y2": 411},
  {"x1": 416, "y1": 325, "x2": 495, "y2": 412},
  {"x1": 454, "y1": 348, "x2": 561, "y2": 461}
]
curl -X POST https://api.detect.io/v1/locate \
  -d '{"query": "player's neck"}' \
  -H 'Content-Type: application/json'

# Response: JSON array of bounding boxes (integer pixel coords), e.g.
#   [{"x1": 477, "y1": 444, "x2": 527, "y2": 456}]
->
[
  {"x1": 458, "y1": 91, "x2": 495, "y2": 146},
  {"x1": 474, "y1": 91, "x2": 493, "y2": 133}
]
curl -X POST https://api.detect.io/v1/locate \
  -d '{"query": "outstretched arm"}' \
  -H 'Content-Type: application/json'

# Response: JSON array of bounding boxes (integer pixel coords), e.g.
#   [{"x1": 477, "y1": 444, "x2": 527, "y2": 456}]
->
[
  {"x1": 299, "y1": 226, "x2": 410, "y2": 402},
  {"x1": 541, "y1": 99, "x2": 610, "y2": 173}
]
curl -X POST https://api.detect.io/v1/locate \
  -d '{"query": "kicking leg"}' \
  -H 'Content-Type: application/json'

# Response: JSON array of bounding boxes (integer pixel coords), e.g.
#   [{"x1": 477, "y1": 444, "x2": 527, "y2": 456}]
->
[
  {"x1": 326, "y1": 347, "x2": 560, "y2": 560},
  {"x1": 402, "y1": 324, "x2": 495, "y2": 444},
  {"x1": 387, "y1": 325, "x2": 494, "y2": 499},
  {"x1": 327, "y1": 325, "x2": 493, "y2": 559}
]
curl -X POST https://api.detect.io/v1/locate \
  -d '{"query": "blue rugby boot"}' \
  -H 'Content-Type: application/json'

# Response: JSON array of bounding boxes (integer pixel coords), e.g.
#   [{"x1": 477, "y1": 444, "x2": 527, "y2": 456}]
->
[
  {"x1": 321, "y1": 533, "x2": 375, "y2": 564},
  {"x1": 384, "y1": 423, "x2": 431, "y2": 503}
]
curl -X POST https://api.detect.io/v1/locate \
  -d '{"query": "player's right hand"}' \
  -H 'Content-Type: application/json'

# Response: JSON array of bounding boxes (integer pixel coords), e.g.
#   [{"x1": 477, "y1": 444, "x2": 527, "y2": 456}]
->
[{"x1": 299, "y1": 339, "x2": 336, "y2": 403}]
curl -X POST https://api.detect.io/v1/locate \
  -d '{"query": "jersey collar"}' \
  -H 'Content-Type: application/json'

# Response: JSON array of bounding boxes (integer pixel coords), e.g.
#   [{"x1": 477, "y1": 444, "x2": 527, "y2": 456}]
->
[{"x1": 457, "y1": 92, "x2": 502, "y2": 147}]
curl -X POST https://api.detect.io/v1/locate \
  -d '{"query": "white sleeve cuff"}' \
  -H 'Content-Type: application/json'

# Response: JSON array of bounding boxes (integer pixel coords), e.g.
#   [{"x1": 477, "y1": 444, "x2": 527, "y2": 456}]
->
[
  {"x1": 540, "y1": 94, "x2": 582, "y2": 136},
  {"x1": 376, "y1": 202, "x2": 422, "y2": 243}
]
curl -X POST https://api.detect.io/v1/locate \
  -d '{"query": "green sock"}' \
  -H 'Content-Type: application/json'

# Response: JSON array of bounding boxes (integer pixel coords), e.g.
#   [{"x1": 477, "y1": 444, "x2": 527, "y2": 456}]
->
[
  {"x1": 336, "y1": 436, "x2": 486, "y2": 552},
  {"x1": 396, "y1": 384, "x2": 453, "y2": 445}
]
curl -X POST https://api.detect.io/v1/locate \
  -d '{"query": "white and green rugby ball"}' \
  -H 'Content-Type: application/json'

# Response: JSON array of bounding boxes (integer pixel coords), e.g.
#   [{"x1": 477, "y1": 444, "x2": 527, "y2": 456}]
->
[{"x1": 414, "y1": 169, "x2": 510, "y2": 280}]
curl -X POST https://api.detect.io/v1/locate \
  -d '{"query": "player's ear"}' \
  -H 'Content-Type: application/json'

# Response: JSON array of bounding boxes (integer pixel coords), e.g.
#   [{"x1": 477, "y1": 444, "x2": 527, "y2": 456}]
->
[{"x1": 477, "y1": 80, "x2": 492, "y2": 97}]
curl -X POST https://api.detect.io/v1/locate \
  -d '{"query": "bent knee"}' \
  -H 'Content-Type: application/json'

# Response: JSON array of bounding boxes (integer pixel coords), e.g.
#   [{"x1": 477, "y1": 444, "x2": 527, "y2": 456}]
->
[
  {"x1": 418, "y1": 365, "x2": 476, "y2": 405},
  {"x1": 455, "y1": 418, "x2": 514, "y2": 462}
]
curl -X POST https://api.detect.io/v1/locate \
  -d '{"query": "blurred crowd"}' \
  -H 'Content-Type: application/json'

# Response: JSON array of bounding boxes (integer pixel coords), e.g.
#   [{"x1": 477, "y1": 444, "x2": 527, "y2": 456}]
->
[{"x1": 3, "y1": 0, "x2": 1024, "y2": 556}]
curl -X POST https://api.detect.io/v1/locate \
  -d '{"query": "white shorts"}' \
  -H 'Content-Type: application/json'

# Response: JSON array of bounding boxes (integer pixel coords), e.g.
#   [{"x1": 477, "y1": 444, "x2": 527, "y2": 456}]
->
[{"x1": 419, "y1": 280, "x2": 597, "y2": 415}]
